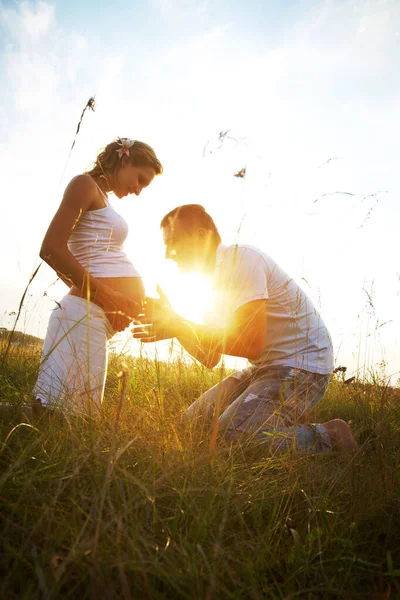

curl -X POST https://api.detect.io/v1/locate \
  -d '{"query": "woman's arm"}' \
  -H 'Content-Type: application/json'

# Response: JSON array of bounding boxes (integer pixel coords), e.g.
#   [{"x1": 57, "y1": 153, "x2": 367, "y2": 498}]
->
[
  {"x1": 40, "y1": 175, "x2": 104, "y2": 297},
  {"x1": 40, "y1": 175, "x2": 140, "y2": 330}
]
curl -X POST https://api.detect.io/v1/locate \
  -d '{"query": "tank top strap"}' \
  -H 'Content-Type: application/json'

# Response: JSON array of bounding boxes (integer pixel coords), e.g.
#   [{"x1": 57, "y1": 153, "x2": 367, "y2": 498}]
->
[{"x1": 92, "y1": 179, "x2": 109, "y2": 205}]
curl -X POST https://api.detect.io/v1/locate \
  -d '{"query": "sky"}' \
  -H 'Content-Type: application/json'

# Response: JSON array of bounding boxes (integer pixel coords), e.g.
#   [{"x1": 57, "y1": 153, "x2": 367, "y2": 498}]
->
[{"x1": 0, "y1": 0, "x2": 399, "y2": 381}]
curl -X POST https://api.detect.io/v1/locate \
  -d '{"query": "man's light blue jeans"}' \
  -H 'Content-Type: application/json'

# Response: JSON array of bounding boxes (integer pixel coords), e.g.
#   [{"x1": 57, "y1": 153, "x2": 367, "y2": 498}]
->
[{"x1": 186, "y1": 366, "x2": 332, "y2": 453}]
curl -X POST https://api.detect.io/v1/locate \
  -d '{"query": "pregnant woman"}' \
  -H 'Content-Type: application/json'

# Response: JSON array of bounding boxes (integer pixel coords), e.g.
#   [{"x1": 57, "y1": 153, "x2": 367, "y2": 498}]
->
[{"x1": 33, "y1": 137, "x2": 163, "y2": 414}]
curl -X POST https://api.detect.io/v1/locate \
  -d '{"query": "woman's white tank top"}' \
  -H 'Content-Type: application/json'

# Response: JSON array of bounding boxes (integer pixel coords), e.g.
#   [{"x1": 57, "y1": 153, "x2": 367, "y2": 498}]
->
[{"x1": 67, "y1": 180, "x2": 140, "y2": 278}]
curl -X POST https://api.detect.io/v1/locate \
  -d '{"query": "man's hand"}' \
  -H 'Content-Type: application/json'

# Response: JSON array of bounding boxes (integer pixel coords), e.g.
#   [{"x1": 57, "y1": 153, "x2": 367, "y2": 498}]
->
[{"x1": 132, "y1": 286, "x2": 181, "y2": 342}]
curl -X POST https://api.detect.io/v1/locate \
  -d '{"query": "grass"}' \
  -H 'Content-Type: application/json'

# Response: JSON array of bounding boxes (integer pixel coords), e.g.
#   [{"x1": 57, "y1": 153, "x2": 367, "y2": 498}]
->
[{"x1": 1, "y1": 341, "x2": 400, "y2": 599}]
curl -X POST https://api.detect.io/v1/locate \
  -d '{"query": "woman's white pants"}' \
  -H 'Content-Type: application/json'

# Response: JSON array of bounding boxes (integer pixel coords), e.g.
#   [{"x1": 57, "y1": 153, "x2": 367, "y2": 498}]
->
[{"x1": 33, "y1": 295, "x2": 115, "y2": 413}]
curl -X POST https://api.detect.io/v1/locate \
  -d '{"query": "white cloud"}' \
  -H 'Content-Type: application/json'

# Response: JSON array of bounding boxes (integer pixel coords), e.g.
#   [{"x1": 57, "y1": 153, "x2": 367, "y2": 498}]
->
[
  {"x1": 1, "y1": 2, "x2": 69, "y2": 114},
  {"x1": 153, "y1": 0, "x2": 209, "y2": 20},
  {"x1": 358, "y1": 10, "x2": 391, "y2": 37},
  {"x1": 0, "y1": 0, "x2": 54, "y2": 43},
  {"x1": 6, "y1": 49, "x2": 59, "y2": 112}
]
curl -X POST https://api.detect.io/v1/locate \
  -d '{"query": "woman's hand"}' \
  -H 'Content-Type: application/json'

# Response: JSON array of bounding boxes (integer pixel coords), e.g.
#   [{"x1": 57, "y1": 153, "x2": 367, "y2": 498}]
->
[{"x1": 98, "y1": 288, "x2": 142, "y2": 332}]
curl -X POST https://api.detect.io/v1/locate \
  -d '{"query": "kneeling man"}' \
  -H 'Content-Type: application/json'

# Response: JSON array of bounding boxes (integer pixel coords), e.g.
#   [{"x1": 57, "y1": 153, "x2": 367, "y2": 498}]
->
[{"x1": 134, "y1": 204, "x2": 356, "y2": 453}]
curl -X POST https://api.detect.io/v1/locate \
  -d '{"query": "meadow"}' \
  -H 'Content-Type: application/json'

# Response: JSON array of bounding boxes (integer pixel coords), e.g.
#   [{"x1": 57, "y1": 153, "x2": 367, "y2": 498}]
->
[{"x1": 1, "y1": 337, "x2": 400, "y2": 599}]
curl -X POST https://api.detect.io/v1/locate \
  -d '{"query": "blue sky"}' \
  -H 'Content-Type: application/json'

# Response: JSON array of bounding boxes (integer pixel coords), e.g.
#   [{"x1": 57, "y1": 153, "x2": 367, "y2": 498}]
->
[{"x1": 0, "y1": 0, "x2": 399, "y2": 381}]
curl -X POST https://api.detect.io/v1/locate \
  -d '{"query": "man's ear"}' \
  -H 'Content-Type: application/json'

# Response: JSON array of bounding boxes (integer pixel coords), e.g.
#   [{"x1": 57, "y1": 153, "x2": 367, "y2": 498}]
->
[{"x1": 198, "y1": 228, "x2": 206, "y2": 240}]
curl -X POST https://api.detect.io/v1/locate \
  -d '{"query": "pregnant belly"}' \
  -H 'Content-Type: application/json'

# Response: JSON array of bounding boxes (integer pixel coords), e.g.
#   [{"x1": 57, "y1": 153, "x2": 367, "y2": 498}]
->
[{"x1": 69, "y1": 276, "x2": 145, "y2": 305}]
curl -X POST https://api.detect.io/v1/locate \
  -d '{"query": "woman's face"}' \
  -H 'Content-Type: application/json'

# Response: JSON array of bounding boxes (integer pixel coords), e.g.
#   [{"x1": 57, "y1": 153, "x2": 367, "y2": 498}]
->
[{"x1": 113, "y1": 161, "x2": 156, "y2": 198}]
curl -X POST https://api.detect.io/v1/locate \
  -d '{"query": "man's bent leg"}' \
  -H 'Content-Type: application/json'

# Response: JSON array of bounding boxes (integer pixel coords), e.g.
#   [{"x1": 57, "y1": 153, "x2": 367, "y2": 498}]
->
[
  {"x1": 219, "y1": 367, "x2": 332, "y2": 453},
  {"x1": 186, "y1": 370, "x2": 252, "y2": 426}
]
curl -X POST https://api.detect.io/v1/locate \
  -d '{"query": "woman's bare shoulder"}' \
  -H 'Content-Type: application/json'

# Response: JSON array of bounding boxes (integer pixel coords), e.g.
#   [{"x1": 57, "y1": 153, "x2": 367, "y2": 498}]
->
[
  {"x1": 64, "y1": 173, "x2": 97, "y2": 194},
  {"x1": 60, "y1": 174, "x2": 99, "y2": 209}
]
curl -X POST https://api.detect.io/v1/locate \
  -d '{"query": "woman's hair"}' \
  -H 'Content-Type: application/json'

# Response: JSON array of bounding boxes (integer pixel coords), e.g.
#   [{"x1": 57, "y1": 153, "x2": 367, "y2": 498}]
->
[
  {"x1": 160, "y1": 204, "x2": 222, "y2": 244},
  {"x1": 86, "y1": 138, "x2": 163, "y2": 186}
]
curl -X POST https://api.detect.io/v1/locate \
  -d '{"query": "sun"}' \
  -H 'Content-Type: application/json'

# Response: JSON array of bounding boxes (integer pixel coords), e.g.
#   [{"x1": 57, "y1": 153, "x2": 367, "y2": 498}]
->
[{"x1": 144, "y1": 262, "x2": 212, "y2": 324}]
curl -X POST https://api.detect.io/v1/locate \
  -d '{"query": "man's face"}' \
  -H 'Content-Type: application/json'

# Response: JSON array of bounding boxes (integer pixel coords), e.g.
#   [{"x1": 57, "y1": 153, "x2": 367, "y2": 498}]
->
[{"x1": 162, "y1": 221, "x2": 207, "y2": 273}]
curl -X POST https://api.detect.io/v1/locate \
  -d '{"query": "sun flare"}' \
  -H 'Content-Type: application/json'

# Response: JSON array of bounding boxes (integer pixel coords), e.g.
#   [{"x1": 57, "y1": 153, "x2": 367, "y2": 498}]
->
[
  {"x1": 138, "y1": 256, "x2": 212, "y2": 325},
  {"x1": 154, "y1": 269, "x2": 212, "y2": 324}
]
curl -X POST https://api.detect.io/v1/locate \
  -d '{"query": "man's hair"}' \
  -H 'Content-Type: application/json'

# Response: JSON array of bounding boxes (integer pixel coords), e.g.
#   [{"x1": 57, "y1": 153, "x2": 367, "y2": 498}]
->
[{"x1": 160, "y1": 204, "x2": 221, "y2": 244}]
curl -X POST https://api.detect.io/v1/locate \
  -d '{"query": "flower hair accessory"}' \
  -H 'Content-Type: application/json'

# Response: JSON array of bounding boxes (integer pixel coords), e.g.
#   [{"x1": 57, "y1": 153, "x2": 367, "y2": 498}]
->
[{"x1": 116, "y1": 138, "x2": 136, "y2": 158}]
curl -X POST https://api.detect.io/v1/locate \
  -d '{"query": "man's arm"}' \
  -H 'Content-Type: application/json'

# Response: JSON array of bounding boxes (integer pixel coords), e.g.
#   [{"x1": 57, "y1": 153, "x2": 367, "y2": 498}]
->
[
  {"x1": 134, "y1": 299, "x2": 267, "y2": 369},
  {"x1": 176, "y1": 299, "x2": 267, "y2": 367}
]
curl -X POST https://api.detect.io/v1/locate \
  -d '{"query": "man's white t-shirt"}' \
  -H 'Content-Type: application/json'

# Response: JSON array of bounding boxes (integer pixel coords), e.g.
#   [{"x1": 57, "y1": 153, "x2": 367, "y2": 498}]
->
[{"x1": 206, "y1": 243, "x2": 334, "y2": 375}]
